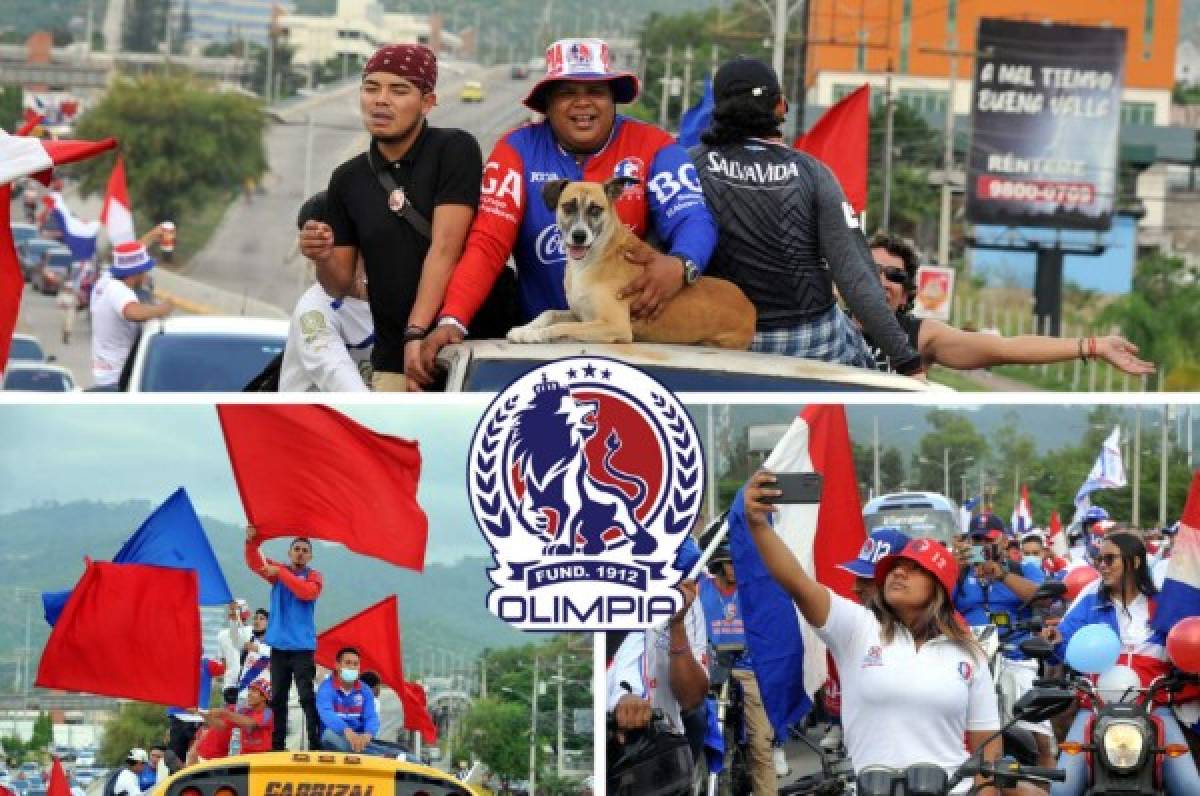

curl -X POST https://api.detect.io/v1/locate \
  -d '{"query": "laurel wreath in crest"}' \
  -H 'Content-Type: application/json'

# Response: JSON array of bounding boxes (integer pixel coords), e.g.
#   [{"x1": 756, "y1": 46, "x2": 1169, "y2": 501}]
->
[{"x1": 470, "y1": 388, "x2": 703, "y2": 548}]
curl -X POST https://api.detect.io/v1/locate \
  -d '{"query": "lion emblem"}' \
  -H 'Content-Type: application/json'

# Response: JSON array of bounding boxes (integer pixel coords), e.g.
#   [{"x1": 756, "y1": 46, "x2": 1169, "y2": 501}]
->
[{"x1": 510, "y1": 374, "x2": 657, "y2": 557}]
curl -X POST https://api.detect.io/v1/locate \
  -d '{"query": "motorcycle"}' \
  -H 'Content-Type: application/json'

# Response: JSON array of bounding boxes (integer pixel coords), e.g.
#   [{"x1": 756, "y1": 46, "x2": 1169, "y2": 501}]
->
[
  {"x1": 1029, "y1": 654, "x2": 1199, "y2": 795},
  {"x1": 971, "y1": 579, "x2": 1067, "y2": 766},
  {"x1": 706, "y1": 642, "x2": 752, "y2": 796}
]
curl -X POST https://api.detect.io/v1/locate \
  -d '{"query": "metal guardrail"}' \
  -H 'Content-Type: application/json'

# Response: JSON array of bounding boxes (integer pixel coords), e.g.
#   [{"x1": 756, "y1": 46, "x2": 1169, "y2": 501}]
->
[{"x1": 0, "y1": 694, "x2": 121, "y2": 711}]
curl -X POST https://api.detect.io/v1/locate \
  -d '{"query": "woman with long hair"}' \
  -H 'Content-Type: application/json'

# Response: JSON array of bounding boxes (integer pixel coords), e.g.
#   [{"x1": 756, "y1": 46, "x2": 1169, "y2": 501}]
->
[
  {"x1": 688, "y1": 58, "x2": 923, "y2": 376},
  {"x1": 1043, "y1": 532, "x2": 1199, "y2": 795},
  {"x1": 743, "y1": 470, "x2": 1007, "y2": 793}
]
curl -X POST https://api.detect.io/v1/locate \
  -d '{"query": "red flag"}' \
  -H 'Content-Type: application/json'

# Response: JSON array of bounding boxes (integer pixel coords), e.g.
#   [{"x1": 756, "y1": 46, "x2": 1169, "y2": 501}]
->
[
  {"x1": 793, "y1": 84, "x2": 870, "y2": 213},
  {"x1": 1, "y1": 184, "x2": 20, "y2": 372},
  {"x1": 35, "y1": 561, "x2": 201, "y2": 706},
  {"x1": 102, "y1": 154, "x2": 135, "y2": 244},
  {"x1": 16, "y1": 109, "x2": 43, "y2": 136},
  {"x1": 315, "y1": 596, "x2": 438, "y2": 744},
  {"x1": 1, "y1": 785, "x2": 15, "y2": 796},
  {"x1": 47, "y1": 759, "x2": 70, "y2": 796},
  {"x1": 803, "y1": 405, "x2": 868, "y2": 599},
  {"x1": 218, "y1": 405, "x2": 429, "y2": 571}
]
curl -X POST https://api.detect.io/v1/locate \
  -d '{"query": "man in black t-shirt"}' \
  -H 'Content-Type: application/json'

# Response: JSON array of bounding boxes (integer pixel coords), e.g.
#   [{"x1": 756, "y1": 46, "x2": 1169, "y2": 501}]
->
[{"x1": 299, "y1": 44, "x2": 482, "y2": 391}]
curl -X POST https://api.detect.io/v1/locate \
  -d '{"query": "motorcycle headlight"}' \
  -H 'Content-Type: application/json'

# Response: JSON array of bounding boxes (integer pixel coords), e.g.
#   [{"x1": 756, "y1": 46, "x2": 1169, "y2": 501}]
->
[{"x1": 1101, "y1": 720, "x2": 1147, "y2": 771}]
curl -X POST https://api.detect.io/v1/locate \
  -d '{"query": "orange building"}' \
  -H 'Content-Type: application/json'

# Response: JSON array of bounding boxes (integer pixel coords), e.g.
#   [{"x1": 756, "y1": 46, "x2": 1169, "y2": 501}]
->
[{"x1": 804, "y1": 0, "x2": 1178, "y2": 91}]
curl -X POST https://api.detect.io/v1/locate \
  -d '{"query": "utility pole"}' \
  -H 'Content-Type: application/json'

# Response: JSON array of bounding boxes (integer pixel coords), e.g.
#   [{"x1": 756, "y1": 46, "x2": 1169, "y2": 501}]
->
[
  {"x1": 529, "y1": 656, "x2": 539, "y2": 796},
  {"x1": 1132, "y1": 407, "x2": 1142, "y2": 529},
  {"x1": 1160, "y1": 405, "x2": 1169, "y2": 528},
  {"x1": 659, "y1": 45, "x2": 674, "y2": 129},
  {"x1": 872, "y1": 415, "x2": 881, "y2": 498},
  {"x1": 943, "y1": 447, "x2": 951, "y2": 499},
  {"x1": 682, "y1": 45, "x2": 694, "y2": 110},
  {"x1": 881, "y1": 65, "x2": 895, "y2": 231},
  {"x1": 23, "y1": 590, "x2": 32, "y2": 698},
  {"x1": 556, "y1": 655, "x2": 564, "y2": 778},
  {"x1": 772, "y1": 0, "x2": 787, "y2": 81}
]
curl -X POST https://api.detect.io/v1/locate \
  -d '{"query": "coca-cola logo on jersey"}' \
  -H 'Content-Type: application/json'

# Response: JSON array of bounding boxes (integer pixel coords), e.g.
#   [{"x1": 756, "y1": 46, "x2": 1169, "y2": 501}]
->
[{"x1": 536, "y1": 225, "x2": 565, "y2": 265}]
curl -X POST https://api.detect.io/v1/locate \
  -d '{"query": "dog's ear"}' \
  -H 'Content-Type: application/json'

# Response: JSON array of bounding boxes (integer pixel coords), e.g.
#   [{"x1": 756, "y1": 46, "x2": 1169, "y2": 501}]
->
[
  {"x1": 542, "y1": 180, "x2": 570, "y2": 212},
  {"x1": 603, "y1": 176, "x2": 639, "y2": 203}
]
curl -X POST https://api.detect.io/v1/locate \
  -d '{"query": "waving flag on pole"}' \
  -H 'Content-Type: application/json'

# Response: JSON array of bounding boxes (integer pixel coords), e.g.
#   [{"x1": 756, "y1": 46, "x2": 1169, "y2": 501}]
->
[
  {"x1": 218, "y1": 405, "x2": 429, "y2": 571},
  {"x1": 0, "y1": 130, "x2": 117, "y2": 370},
  {"x1": 36, "y1": 561, "x2": 202, "y2": 706},
  {"x1": 1150, "y1": 471, "x2": 1200, "y2": 635},
  {"x1": 42, "y1": 488, "x2": 233, "y2": 625},
  {"x1": 47, "y1": 193, "x2": 100, "y2": 261},
  {"x1": 101, "y1": 154, "x2": 135, "y2": 245},
  {"x1": 1011, "y1": 485, "x2": 1033, "y2": 535},
  {"x1": 315, "y1": 596, "x2": 438, "y2": 743},
  {"x1": 1074, "y1": 427, "x2": 1126, "y2": 510},
  {"x1": 794, "y1": 84, "x2": 870, "y2": 212},
  {"x1": 1047, "y1": 510, "x2": 1068, "y2": 557},
  {"x1": 729, "y1": 404, "x2": 866, "y2": 739},
  {"x1": 16, "y1": 110, "x2": 44, "y2": 137}
]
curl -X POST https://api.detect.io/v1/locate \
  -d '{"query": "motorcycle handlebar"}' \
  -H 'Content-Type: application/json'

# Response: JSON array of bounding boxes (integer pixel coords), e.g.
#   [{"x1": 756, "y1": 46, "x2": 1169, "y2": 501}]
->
[
  {"x1": 1014, "y1": 766, "x2": 1068, "y2": 782},
  {"x1": 956, "y1": 762, "x2": 1067, "y2": 783}
]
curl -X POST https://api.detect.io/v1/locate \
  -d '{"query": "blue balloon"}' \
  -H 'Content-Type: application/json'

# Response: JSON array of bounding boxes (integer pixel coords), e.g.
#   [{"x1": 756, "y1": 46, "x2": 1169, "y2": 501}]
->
[{"x1": 1066, "y1": 624, "x2": 1122, "y2": 674}]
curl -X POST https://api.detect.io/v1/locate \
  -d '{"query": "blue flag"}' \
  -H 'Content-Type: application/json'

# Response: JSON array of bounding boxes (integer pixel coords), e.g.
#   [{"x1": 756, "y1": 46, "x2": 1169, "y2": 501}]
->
[
  {"x1": 677, "y1": 79, "x2": 714, "y2": 148},
  {"x1": 703, "y1": 696, "x2": 725, "y2": 773},
  {"x1": 42, "y1": 488, "x2": 232, "y2": 625},
  {"x1": 727, "y1": 486, "x2": 811, "y2": 740}
]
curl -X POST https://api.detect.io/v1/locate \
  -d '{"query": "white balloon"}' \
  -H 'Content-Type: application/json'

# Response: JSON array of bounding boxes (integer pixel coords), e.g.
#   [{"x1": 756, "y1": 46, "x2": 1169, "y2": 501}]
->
[{"x1": 1096, "y1": 664, "x2": 1142, "y2": 703}]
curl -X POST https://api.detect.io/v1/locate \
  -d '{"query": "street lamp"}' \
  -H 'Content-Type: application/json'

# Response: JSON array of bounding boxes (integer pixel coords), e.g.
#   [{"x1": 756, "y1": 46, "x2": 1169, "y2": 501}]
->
[
  {"x1": 501, "y1": 656, "x2": 539, "y2": 796},
  {"x1": 872, "y1": 420, "x2": 915, "y2": 497},
  {"x1": 918, "y1": 453, "x2": 974, "y2": 499}
]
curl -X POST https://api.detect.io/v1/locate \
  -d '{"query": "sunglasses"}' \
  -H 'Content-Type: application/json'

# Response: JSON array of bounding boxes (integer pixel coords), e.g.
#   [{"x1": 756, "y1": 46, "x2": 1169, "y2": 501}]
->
[
  {"x1": 878, "y1": 266, "x2": 908, "y2": 286},
  {"x1": 1096, "y1": 553, "x2": 1120, "y2": 567}
]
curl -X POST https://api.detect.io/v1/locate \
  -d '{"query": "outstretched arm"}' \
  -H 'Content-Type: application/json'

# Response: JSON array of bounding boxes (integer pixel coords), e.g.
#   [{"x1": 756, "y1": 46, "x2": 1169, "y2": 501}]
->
[
  {"x1": 243, "y1": 525, "x2": 276, "y2": 583},
  {"x1": 918, "y1": 322, "x2": 1155, "y2": 375},
  {"x1": 743, "y1": 470, "x2": 831, "y2": 627}
]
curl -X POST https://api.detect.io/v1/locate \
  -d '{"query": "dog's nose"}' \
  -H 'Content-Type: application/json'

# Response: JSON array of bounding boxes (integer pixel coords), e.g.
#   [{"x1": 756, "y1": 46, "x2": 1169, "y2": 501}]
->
[{"x1": 570, "y1": 229, "x2": 587, "y2": 245}]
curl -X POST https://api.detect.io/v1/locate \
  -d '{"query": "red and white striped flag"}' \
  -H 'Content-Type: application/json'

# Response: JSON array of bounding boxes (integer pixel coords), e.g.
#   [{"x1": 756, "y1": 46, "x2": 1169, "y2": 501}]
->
[
  {"x1": 101, "y1": 154, "x2": 135, "y2": 244},
  {"x1": 0, "y1": 130, "x2": 116, "y2": 370}
]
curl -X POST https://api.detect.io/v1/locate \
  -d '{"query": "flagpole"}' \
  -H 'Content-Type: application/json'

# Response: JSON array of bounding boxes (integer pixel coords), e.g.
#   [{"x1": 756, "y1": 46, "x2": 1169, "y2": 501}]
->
[
  {"x1": 1133, "y1": 407, "x2": 1142, "y2": 528},
  {"x1": 1160, "y1": 405, "x2": 1169, "y2": 528}
]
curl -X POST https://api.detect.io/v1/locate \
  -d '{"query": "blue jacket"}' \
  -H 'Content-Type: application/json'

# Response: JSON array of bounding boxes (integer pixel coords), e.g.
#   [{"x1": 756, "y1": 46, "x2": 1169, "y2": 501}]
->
[
  {"x1": 246, "y1": 542, "x2": 323, "y2": 651},
  {"x1": 1053, "y1": 585, "x2": 1168, "y2": 684},
  {"x1": 316, "y1": 676, "x2": 379, "y2": 736},
  {"x1": 953, "y1": 560, "x2": 1044, "y2": 659}
]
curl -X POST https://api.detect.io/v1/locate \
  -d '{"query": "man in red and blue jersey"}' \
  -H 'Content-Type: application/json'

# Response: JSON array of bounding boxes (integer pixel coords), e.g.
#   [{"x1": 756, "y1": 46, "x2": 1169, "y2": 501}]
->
[
  {"x1": 316, "y1": 647, "x2": 406, "y2": 758},
  {"x1": 418, "y1": 37, "x2": 718, "y2": 378}
]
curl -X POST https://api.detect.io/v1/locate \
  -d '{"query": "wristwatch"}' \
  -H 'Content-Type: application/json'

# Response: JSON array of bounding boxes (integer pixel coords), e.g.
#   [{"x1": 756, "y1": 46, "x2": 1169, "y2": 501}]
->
[{"x1": 675, "y1": 255, "x2": 701, "y2": 286}]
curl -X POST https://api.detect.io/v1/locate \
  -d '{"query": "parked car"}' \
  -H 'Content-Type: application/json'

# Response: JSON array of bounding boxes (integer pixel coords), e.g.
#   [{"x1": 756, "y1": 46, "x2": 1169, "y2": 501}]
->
[
  {"x1": 433, "y1": 341, "x2": 943, "y2": 392},
  {"x1": 11, "y1": 221, "x2": 37, "y2": 251},
  {"x1": 3, "y1": 362, "x2": 77, "y2": 391},
  {"x1": 8, "y1": 333, "x2": 48, "y2": 363},
  {"x1": 17, "y1": 238, "x2": 61, "y2": 282},
  {"x1": 459, "y1": 80, "x2": 485, "y2": 102},
  {"x1": 862, "y1": 491, "x2": 962, "y2": 544},
  {"x1": 31, "y1": 245, "x2": 73, "y2": 295},
  {"x1": 120, "y1": 316, "x2": 287, "y2": 392}
]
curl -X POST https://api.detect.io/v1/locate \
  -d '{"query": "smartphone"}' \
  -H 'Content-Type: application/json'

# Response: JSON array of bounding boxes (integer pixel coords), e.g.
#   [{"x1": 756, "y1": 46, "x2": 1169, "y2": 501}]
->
[
  {"x1": 772, "y1": 472, "x2": 823, "y2": 504},
  {"x1": 969, "y1": 545, "x2": 987, "y2": 565}
]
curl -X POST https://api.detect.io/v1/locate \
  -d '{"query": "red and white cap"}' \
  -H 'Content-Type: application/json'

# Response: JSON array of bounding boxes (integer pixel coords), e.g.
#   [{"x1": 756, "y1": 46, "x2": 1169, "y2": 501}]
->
[
  {"x1": 110, "y1": 241, "x2": 154, "y2": 277},
  {"x1": 523, "y1": 38, "x2": 640, "y2": 112},
  {"x1": 874, "y1": 537, "x2": 960, "y2": 599}
]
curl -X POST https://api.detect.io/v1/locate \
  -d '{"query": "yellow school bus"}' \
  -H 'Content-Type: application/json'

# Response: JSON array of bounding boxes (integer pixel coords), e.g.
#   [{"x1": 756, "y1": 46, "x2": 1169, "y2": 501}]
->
[{"x1": 148, "y1": 752, "x2": 490, "y2": 796}]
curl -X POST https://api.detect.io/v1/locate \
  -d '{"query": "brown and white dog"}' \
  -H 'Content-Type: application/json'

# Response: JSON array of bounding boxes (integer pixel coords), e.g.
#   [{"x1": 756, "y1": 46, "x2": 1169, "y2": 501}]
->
[{"x1": 505, "y1": 178, "x2": 756, "y2": 349}]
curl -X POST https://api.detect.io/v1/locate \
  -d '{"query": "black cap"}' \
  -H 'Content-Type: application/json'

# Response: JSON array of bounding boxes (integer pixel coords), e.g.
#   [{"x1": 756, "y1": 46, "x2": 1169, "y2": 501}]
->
[{"x1": 713, "y1": 56, "x2": 781, "y2": 101}]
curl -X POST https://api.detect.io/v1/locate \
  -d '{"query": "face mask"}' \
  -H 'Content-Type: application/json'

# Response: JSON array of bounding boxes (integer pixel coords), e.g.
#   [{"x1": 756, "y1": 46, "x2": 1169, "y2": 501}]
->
[
  {"x1": 1023, "y1": 556, "x2": 1043, "y2": 570},
  {"x1": 340, "y1": 667, "x2": 359, "y2": 683}
]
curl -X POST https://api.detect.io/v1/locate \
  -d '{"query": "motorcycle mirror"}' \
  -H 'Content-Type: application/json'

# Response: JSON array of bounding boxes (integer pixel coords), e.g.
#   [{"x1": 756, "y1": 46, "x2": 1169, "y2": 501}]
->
[
  {"x1": 1019, "y1": 637, "x2": 1055, "y2": 660},
  {"x1": 1030, "y1": 580, "x2": 1067, "y2": 602},
  {"x1": 1012, "y1": 687, "x2": 1074, "y2": 722},
  {"x1": 905, "y1": 764, "x2": 949, "y2": 796},
  {"x1": 855, "y1": 767, "x2": 896, "y2": 796}
]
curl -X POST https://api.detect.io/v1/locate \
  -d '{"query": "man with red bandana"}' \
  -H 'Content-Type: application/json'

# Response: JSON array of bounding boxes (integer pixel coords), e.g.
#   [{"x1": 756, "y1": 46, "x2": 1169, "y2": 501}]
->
[{"x1": 417, "y1": 37, "x2": 718, "y2": 380}]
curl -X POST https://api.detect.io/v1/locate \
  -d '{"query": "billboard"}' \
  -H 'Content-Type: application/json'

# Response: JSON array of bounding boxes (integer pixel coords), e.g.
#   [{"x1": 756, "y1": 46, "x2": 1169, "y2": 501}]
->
[{"x1": 966, "y1": 19, "x2": 1125, "y2": 231}]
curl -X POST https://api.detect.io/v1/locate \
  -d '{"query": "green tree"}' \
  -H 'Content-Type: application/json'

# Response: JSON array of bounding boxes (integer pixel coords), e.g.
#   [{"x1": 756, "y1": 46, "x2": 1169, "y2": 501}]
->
[
  {"x1": 123, "y1": 0, "x2": 168, "y2": 53},
  {"x1": 2, "y1": 736, "x2": 27, "y2": 765},
  {"x1": 29, "y1": 712, "x2": 52, "y2": 752},
  {"x1": 988, "y1": 411, "x2": 1039, "y2": 523},
  {"x1": 1099, "y1": 253, "x2": 1200, "y2": 388},
  {"x1": 460, "y1": 698, "x2": 529, "y2": 784},
  {"x1": 868, "y1": 102, "x2": 941, "y2": 243},
  {"x1": 0, "y1": 86, "x2": 23, "y2": 132},
  {"x1": 912, "y1": 410, "x2": 988, "y2": 496},
  {"x1": 71, "y1": 72, "x2": 267, "y2": 224},
  {"x1": 99, "y1": 703, "x2": 169, "y2": 768}
]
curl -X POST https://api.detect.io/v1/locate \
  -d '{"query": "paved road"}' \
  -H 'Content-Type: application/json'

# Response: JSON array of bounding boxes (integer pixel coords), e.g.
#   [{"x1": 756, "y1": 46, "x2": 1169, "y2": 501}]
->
[{"x1": 182, "y1": 63, "x2": 535, "y2": 313}]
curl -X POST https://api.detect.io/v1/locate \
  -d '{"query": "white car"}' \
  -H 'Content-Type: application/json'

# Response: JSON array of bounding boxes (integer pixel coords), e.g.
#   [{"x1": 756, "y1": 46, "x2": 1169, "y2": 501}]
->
[
  {"x1": 120, "y1": 316, "x2": 287, "y2": 392},
  {"x1": 434, "y1": 340, "x2": 944, "y2": 393},
  {"x1": 3, "y1": 361, "x2": 78, "y2": 391}
]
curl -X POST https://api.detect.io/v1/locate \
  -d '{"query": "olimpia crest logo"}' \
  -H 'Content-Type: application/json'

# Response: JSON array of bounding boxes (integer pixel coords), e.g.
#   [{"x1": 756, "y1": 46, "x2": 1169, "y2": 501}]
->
[{"x1": 467, "y1": 357, "x2": 704, "y2": 631}]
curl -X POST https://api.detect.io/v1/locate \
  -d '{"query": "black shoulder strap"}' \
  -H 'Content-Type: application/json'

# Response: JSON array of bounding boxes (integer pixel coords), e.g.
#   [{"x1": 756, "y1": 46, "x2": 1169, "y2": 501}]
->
[{"x1": 367, "y1": 144, "x2": 433, "y2": 240}]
